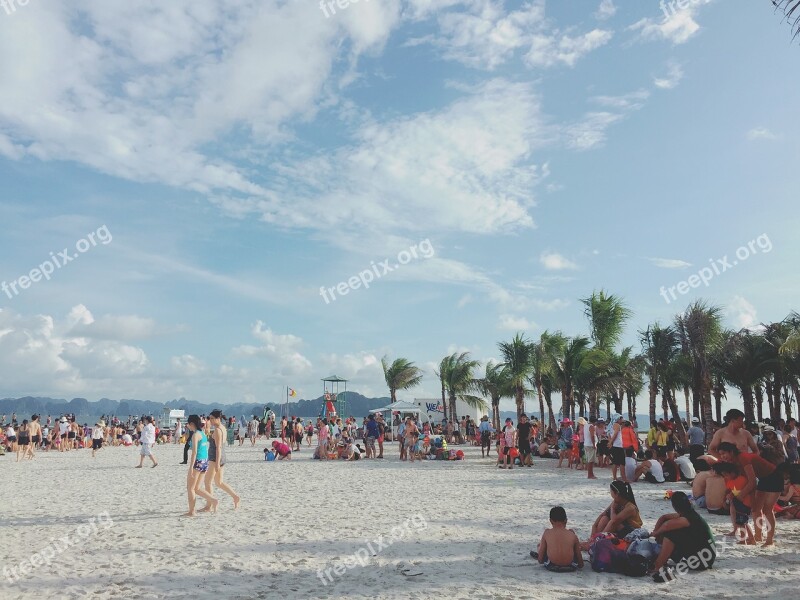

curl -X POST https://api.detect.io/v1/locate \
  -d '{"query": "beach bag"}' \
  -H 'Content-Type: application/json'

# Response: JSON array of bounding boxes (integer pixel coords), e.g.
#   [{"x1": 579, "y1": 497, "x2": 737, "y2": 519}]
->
[
  {"x1": 624, "y1": 539, "x2": 661, "y2": 577},
  {"x1": 589, "y1": 537, "x2": 629, "y2": 573}
]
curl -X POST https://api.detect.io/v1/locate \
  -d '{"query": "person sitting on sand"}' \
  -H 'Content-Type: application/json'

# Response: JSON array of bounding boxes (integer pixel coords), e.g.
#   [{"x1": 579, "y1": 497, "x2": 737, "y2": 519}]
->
[
  {"x1": 692, "y1": 467, "x2": 728, "y2": 513},
  {"x1": 624, "y1": 446, "x2": 638, "y2": 482},
  {"x1": 649, "y1": 491, "x2": 716, "y2": 582},
  {"x1": 633, "y1": 450, "x2": 666, "y2": 484},
  {"x1": 531, "y1": 506, "x2": 584, "y2": 572},
  {"x1": 588, "y1": 480, "x2": 643, "y2": 542}
]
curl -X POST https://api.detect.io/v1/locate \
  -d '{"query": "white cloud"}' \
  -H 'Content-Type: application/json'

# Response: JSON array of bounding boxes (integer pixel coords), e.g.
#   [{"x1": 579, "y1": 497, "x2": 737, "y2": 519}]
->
[
  {"x1": 591, "y1": 89, "x2": 650, "y2": 110},
  {"x1": 540, "y1": 252, "x2": 578, "y2": 270},
  {"x1": 498, "y1": 314, "x2": 536, "y2": 330},
  {"x1": 628, "y1": 0, "x2": 712, "y2": 45},
  {"x1": 595, "y1": 0, "x2": 617, "y2": 20},
  {"x1": 649, "y1": 257, "x2": 692, "y2": 269},
  {"x1": 0, "y1": 1, "x2": 400, "y2": 206},
  {"x1": 66, "y1": 306, "x2": 177, "y2": 340},
  {"x1": 746, "y1": 127, "x2": 780, "y2": 141},
  {"x1": 727, "y1": 296, "x2": 758, "y2": 330},
  {"x1": 654, "y1": 62, "x2": 684, "y2": 89},
  {"x1": 565, "y1": 112, "x2": 623, "y2": 150},
  {"x1": 525, "y1": 28, "x2": 613, "y2": 68},
  {"x1": 413, "y1": 0, "x2": 611, "y2": 70},
  {"x1": 233, "y1": 321, "x2": 313, "y2": 377},
  {"x1": 219, "y1": 79, "x2": 544, "y2": 236},
  {"x1": 456, "y1": 294, "x2": 473, "y2": 308}
]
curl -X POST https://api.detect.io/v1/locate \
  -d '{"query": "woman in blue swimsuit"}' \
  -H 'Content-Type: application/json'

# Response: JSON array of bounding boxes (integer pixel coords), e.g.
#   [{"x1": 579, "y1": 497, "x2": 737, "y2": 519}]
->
[{"x1": 184, "y1": 415, "x2": 218, "y2": 517}]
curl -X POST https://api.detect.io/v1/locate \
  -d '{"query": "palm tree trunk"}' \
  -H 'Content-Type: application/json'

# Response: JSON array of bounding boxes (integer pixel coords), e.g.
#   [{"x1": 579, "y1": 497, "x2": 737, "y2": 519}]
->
[
  {"x1": 537, "y1": 380, "x2": 546, "y2": 423},
  {"x1": 648, "y1": 377, "x2": 657, "y2": 424},
  {"x1": 449, "y1": 392, "x2": 458, "y2": 424},
  {"x1": 605, "y1": 397, "x2": 610, "y2": 420},
  {"x1": 662, "y1": 394, "x2": 668, "y2": 421},
  {"x1": 545, "y1": 391, "x2": 556, "y2": 432},
  {"x1": 492, "y1": 395, "x2": 500, "y2": 432},
  {"x1": 741, "y1": 386, "x2": 755, "y2": 422},
  {"x1": 666, "y1": 389, "x2": 688, "y2": 447},
  {"x1": 754, "y1": 383, "x2": 764, "y2": 423},
  {"x1": 713, "y1": 379, "x2": 724, "y2": 424},
  {"x1": 516, "y1": 386, "x2": 525, "y2": 418},
  {"x1": 683, "y1": 386, "x2": 691, "y2": 422},
  {"x1": 701, "y1": 369, "x2": 714, "y2": 445},
  {"x1": 441, "y1": 378, "x2": 448, "y2": 423}
]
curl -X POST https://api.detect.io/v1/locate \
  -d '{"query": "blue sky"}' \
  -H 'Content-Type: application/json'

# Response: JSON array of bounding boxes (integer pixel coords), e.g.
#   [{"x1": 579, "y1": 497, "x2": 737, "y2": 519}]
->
[{"x1": 0, "y1": 0, "x2": 797, "y2": 413}]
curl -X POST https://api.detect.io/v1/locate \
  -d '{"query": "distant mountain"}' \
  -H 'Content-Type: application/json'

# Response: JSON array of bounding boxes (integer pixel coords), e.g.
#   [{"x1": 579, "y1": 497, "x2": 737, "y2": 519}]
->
[{"x1": 0, "y1": 392, "x2": 391, "y2": 425}]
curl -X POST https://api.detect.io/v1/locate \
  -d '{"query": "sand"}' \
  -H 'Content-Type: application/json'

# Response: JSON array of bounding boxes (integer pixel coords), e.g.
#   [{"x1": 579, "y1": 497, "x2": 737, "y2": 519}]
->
[{"x1": 2, "y1": 441, "x2": 798, "y2": 600}]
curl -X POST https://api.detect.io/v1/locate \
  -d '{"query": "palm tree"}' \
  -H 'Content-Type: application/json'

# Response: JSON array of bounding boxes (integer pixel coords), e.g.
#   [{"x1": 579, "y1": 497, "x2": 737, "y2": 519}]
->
[
  {"x1": 580, "y1": 291, "x2": 632, "y2": 418},
  {"x1": 498, "y1": 333, "x2": 534, "y2": 418},
  {"x1": 581, "y1": 290, "x2": 632, "y2": 351},
  {"x1": 434, "y1": 356, "x2": 451, "y2": 422},
  {"x1": 716, "y1": 330, "x2": 771, "y2": 422},
  {"x1": 678, "y1": 301, "x2": 723, "y2": 442},
  {"x1": 440, "y1": 352, "x2": 484, "y2": 423},
  {"x1": 478, "y1": 361, "x2": 512, "y2": 430},
  {"x1": 381, "y1": 356, "x2": 423, "y2": 403},
  {"x1": 530, "y1": 331, "x2": 564, "y2": 426},
  {"x1": 553, "y1": 336, "x2": 590, "y2": 421},
  {"x1": 773, "y1": 1, "x2": 800, "y2": 40}
]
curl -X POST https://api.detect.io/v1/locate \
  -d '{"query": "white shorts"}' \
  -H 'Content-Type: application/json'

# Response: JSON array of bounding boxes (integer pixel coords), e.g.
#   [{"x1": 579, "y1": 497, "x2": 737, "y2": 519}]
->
[{"x1": 140, "y1": 443, "x2": 153, "y2": 456}]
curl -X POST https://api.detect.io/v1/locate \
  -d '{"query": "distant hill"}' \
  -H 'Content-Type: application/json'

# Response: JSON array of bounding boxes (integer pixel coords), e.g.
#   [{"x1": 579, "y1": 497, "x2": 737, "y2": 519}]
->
[{"x1": 0, "y1": 392, "x2": 391, "y2": 425}]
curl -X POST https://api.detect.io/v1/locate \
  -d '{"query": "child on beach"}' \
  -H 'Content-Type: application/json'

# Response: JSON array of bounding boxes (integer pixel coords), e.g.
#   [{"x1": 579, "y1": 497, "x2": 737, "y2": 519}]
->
[
  {"x1": 271, "y1": 440, "x2": 292, "y2": 460},
  {"x1": 716, "y1": 462, "x2": 755, "y2": 544},
  {"x1": 532, "y1": 506, "x2": 584, "y2": 572}
]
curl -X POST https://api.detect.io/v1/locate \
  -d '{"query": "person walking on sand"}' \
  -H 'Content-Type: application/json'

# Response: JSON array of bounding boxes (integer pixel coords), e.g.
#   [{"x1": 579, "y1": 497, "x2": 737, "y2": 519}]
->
[
  {"x1": 174, "y1": 418, "x2": 183, "y2": 445},
  {"x1": 91, "y1": 422, "x2": 104, "y2": 457},
  {"x1": 16, "y1": 419, "x2": 30, "y2": 462},
  {"x1": 201, "y1": 410, "x2": 240, "y2": 511},
  {"x1": 26, "y1": 415, "x2": 42, "y2": 460},
  {"x1": 136, "y1": 416, "x2": 158, "y2": 468},
  {"x1": 184, "y1": 414, "x2": 218, "y2": 517},
  {"x1": 583, "y1": 416, "x2": 598, "y2": 480}
]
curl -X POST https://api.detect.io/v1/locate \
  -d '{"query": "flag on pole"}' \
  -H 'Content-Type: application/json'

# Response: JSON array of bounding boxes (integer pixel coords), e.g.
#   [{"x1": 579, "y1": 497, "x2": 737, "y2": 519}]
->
[{"x1": 288, "y1": 387, "x2": 297, "y2": 397}]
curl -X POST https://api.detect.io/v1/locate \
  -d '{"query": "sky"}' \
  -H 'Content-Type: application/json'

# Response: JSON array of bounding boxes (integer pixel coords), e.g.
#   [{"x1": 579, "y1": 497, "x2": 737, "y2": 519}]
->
[{"x1": 0, "y1": 0, "x2": 797, "y2": 414}]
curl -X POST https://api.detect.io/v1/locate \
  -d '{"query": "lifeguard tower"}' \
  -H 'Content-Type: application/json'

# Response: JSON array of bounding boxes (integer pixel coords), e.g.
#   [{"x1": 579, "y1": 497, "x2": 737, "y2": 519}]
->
[{"x1": 321, "y1": 375, "x2": 348, "y2": 419}]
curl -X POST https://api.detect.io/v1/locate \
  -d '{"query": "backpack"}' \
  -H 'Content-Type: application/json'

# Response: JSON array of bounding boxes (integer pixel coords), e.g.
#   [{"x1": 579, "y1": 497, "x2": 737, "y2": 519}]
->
[{"x1": 589, "y1": 537, "x2": 629, "y2": 573}]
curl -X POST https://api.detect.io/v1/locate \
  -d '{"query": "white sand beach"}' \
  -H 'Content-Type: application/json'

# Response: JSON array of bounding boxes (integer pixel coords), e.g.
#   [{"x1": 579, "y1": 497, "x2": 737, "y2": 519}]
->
[{"x1": 3, "y1": 443, "x2": 799, "y2": 600}]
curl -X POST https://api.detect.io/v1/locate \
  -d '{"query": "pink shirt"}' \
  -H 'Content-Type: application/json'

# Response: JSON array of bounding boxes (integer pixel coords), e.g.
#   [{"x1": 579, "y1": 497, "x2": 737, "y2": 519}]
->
[
  {"x1": 504, "y1": 426, "x2": 515, "y2": 447},
  {"x1": 274, "y1": 442, "x2": 291, "y2": 456},
  {"x1": 319, "y1": 425, "x2": 329, "y2": 442}
]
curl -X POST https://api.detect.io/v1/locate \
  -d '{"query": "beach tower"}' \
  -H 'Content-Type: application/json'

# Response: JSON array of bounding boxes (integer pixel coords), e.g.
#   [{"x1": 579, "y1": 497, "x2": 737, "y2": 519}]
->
[{"x1": 321, "y1": 375, "x2": 348, "y2": 419}]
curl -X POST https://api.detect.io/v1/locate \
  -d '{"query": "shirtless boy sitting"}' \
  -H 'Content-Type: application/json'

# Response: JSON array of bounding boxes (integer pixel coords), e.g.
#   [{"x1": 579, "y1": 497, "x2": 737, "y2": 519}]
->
[
  {"x1": 692, "y1": 468, "x2": 728, "y2": 513},
  {"x1": 531, "y1": 506, "x2": 584, "y2": 572}
]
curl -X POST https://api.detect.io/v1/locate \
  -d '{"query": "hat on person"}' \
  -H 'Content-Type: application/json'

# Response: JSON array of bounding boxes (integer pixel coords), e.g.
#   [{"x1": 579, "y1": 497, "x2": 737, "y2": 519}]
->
[
  {"x1": 561, "y1": 418, "x2": 572, "y2": 425},
  {"x1": 60, "y1": 417, "x2": 67, "y2": 423},
  {"x1": 763, "y1": 425, "x2": 776, "y2": 434},
  {"x1": 614, "y1": 414, "x2": 624, "y2": 421},
  {"x1": 692, "y1": 416, "x2": 700, "y2": 423},
  {"x1": 481, "y1": 415, "x2": 488, "y2": 421}
]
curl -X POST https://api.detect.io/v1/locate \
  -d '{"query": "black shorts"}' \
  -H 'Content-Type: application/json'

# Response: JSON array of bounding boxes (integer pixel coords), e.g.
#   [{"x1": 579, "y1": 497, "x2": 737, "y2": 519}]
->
[
  {"x1": 610, "y1": 446, "x2": 625, "y2": 466},
  {"x1": 32, "y1": 435, "x2": 41, "y2": 444},
  {"x1": 68, "y1": 432, "x2": 76, "y2": 439},
  {"x1": 481, "y1": 431, "x2": 490, "y2": 446},
  {"x1": 92, "y1": 439, "x2": 103, "y2": 450},
  {"x1": 756, "y1": 468, "x2": 784, "y2": 493},
  {"x1": 597, "y1": 440, "x2": 609, "y2": 456},
  {"x1": 518, "y1": 444, "x2": 531, "y2": 457},
  {"x1": 18, "y1": 436, "x2": 30, "y2": 446}
]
